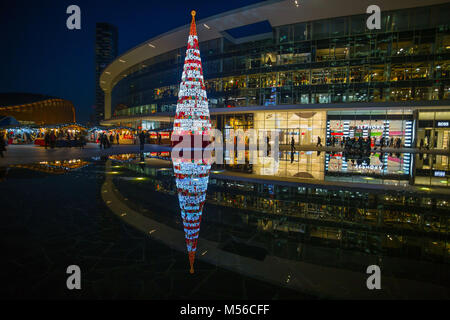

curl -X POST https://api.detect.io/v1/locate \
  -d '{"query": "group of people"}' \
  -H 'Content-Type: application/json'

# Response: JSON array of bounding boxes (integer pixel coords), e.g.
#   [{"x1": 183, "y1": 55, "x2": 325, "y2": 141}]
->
[
  {"x1": 98, "y1": 133, "x2": 119, "y2": 149},
  {"x1": 327, "y1": 136, "x2": 403, "y2": 150},
  {"x1": 43, "y1": 130, "x2": 86, "y2": 149},
  {"x1": 4, "y1": 131, "x2": 35, "y2": 144},
  {"x1": 43, "y1": 131, "x2": 57, "y2": 149}
]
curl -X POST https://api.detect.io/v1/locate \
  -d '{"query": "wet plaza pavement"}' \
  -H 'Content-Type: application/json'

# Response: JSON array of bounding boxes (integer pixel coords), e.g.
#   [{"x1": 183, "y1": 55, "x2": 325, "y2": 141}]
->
[
  {"x1": 0, "y1": 160, "x2": 311, "y2": 299},
  {"x1": 0, "y1": 149, "x2": 449, "y2": 299}
]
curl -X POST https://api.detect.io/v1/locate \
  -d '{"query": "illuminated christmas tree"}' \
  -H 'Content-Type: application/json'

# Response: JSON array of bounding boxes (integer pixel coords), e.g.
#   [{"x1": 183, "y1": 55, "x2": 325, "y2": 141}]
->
[{"x1": 172, "y1": 10, "x2": 212, "y2": 274}]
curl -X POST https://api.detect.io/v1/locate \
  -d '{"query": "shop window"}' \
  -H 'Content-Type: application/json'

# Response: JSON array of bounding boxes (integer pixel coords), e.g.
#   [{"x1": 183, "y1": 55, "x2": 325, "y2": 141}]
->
[
  {"x1": 311, "y1": 68, "x2": 331, "y2": 84},
  {"x1": 444, "y1": 86, "x2": 450, "y2": 100},
  {"x1": 436, "y1": 34, "x2": 450, "y2": 54},
  {"x1": 413, "y1": 88, "x2": 430, "y2": 101},
  {"x1": 313, "y1": 93, "x2": 330, "y2": 104},
  {"x1": 434, "y1": 61, "x2": 450, "y2": 80},
  {"x1": 293, "y1": 70, "x2": 310, "y2": 86},
  {"x1": 263, "y1": 53, "x2": 276, "y2": 67},
  {"x1": 333, "y1": 46, "x2": 349, "y2": 60},
  {"x1": 248, "y1": 74, "x2": 261, "y2": 88},
  {"x1": 350, "y1": 66, "x2": 368, "y2": 83},
  {"x1": 331, "y1": 67, "x2": 347, "y2": 83},
  {"x1": 278, "y1": 72, "x2": 292, "y2": 87},
  {"x1": 412, "y1": 63, "x2": 430, "y2": 80},
  {"x1": 348, "y1": 89, "x2": 368, "y2": 102},
  {"x1": 370, "y1": 88, "x2": 384, "y2": 102},
  {"x1": 393, "y1": 39, "x2": 414, "y2": 56},
  {"x1": 316, "y1": 48, "x2": 331, "y2": 62},
  {"x1": 277, "y1": 53, "x2": 310, "y2": 65},
  {"x1": 390, "y1": 88, "x2": 413, "y2": 101}
]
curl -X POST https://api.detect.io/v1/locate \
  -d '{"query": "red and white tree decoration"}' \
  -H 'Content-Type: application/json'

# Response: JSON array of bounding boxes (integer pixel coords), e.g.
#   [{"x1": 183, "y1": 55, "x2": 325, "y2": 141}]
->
[{"x1": 172, "y1": 10, "x2": 212, "y2": 274}]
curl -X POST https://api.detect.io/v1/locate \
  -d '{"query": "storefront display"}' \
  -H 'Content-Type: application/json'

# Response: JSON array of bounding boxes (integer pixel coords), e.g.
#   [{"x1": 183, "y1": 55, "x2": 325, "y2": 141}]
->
[
  {"x1": 34, "y1": 124, "x2": 87, "y2": 147},
  {"x1": 417, "y1": 111, "x2": 450, "y2": 150},
  {"x1": 88, "y1": 126, "x2": 135, "y2": 145},
  {"x1": 325, "y1": 152, "x2": 412, "y2": 176},
  {"x1": 326, "y1": 112, "x2": 414, "y2": 148}
]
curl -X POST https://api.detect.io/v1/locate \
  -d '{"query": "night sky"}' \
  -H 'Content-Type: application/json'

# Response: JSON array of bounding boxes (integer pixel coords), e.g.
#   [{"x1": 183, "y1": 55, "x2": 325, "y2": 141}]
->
[{"x1": 0, "y1": 0, "x2": 265, "y2": 123}]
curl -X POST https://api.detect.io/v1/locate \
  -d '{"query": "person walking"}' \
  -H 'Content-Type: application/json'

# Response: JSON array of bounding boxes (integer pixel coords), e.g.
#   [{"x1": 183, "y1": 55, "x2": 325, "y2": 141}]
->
[
  {"x1": 99, "y1": 133, "x2": 103, "y2": 149},
  {"x1": 116, "y1": 133, "x2": 120, "y2": 145},
  {"x1": 44, "y1": 131, "x2": 50, "y2": 149},
  {"x1": 316, "y1": 136, "x2": 322, "y2": 147},
  {"x1": 67, "y1": 132, "x2": 72, "y2": 148},
  {"x1": 139, "y1": 131, "x2": 145, "y2": 151},
  {"x1": 105, "y1": 134, "x2": 111, "y2": 149},
  {"x1": 290, "y1": 137, "x2": 295, "y2": 152},
  {"x1": 50, "y1": 131, "x2": 56, "y2": 149},
  {"x1": 0, "y1": 133, "x2": 7, "y2": 158},
  {"x1": 109, "y1": 133, "x2": 114, "y2": 147},
  {"x1": 158, "y1": 133, "x2": 162, "y2": 145}
]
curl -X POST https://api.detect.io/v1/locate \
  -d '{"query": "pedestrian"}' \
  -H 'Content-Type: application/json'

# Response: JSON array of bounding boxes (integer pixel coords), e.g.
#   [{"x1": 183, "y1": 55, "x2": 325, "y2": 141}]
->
[
  {"x1": 109, "y1": 133, "x2": 114, "y2": 147},
  {"x1": 380, "y1": 136, "x2": 385, "y2": 150},
  {"x1": 290, "y1": 137, "x2": 295, "y2": 151},
  {"x1": 0, "y1": 133, "x2": 6, "y2": 158},
  {"x1": 44, "y1": 131, "x2": 50, "y2": 149},
  {"x1": 105, "y1": 134, "x2": 111, "y2": 149},
  {"x1": 50, "y1": 131, "x2": 56, "y2": 149},
  {"x1": 158, "y1": 133, "x2": 162, "y2": 145},
  {"x1": 316, "y1": 136, "x2": 322, "y2": 147},
  {"x1": 79, "y1": 135, "x2": 85, "y2": 149},
  {"x1": 419, "y1": 138, "x2": 424, "y2": 149},
  {"x1": 99, "y1": 133, "x2": 103, "y2": 149},
  {"x1": 116, "y1": 133, "x2": 120, "y2": 145},
  {"x1": 139, "y1": 131, "x2": 145, "y2": 151},
  {"x1": 67, "y1": 132, "x2": 72, "y2": 148}
]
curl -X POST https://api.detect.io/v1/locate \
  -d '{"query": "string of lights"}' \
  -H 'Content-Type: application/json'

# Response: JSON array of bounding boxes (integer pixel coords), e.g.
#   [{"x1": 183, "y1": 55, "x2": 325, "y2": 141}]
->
[{"x1": 172, "y1": 10, "x2": 212, "y2": 274}]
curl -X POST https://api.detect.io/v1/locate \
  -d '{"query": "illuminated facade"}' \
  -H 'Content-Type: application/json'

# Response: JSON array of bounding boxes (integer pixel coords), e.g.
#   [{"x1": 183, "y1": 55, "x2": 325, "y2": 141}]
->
[
  {"x1": 0, "y1": 93, "x2": 75, "y2": 125},
  {"x1": 100, "y1": 0, "x2": 450, "y2": 150}
]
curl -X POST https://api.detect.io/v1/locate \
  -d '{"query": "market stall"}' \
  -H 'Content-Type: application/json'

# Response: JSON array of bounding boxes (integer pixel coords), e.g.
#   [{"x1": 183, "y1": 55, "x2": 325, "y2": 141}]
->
[
  {"x1": 34, "y1": 123, "x2": 88, "y2": 147},
  {"x1": 88, "y1": 126, "x2": 136, "y2": 145},
  {"x1": 2, "y1": 126, "x2": 38, "y2": 145},
  {"x1": 149, "y1": 128, "x2": 172, "y2": 145}
]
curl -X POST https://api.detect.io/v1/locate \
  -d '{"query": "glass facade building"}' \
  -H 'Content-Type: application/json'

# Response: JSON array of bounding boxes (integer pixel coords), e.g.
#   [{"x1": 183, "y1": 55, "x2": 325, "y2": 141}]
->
[
  {"x1": 107, "y1": 3, "x2": 450, "y2": 112},
  {"x1": 101, "y1": 1, "x2": 450, "y2": 151}
]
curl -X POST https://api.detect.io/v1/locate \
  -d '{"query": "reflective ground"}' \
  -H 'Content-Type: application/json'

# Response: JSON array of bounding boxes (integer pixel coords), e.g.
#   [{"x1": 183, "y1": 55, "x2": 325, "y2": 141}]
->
[{"x1": 0, "y1": 151, "x2": 449, "y2": 299}]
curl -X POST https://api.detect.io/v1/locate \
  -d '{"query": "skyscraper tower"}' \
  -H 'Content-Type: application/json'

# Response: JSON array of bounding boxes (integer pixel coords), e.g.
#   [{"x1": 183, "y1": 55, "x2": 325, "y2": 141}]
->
[{"x1": 95, "y1": 22, "x2": 118, "y2": 124}]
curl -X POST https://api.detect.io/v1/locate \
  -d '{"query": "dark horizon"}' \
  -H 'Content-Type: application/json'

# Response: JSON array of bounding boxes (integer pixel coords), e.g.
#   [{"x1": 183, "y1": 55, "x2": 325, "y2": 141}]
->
[{"x1": 0, "y1": 0, "x2": 265, "y2": 124}]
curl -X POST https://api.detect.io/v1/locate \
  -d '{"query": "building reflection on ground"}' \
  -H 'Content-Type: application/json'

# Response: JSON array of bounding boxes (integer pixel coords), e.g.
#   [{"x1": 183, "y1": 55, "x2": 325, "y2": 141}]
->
[{"x1": 107, "y1": 151, "x2": 449, "y2": 290}]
